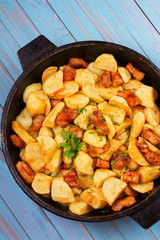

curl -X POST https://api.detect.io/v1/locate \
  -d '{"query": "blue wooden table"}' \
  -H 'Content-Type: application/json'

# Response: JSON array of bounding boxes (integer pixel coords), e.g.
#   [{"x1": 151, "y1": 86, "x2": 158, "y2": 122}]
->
[{"x1": 0, "y1": 0, "x2": 160, "y2": 239}]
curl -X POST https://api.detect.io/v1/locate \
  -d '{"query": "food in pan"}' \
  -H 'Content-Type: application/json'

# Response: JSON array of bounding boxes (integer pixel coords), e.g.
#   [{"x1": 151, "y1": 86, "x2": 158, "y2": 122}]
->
[{"x1": 10, "y1": 53, "x2": 160, "y2": 215}]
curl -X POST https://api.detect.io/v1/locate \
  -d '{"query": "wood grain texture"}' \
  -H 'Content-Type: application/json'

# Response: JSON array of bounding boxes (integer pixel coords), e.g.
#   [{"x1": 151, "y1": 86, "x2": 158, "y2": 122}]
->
[
  {"x1": 16, "y1": 0, "x2": 75, "y2": 46},
  {"x1": 0, "y1": 195, "x2": 30, "y2": 240},
  {"x1": 105, "y1": 0, "x2": 160, "y2": 68},
  {"x1": 0, "y1": 105, "x2": 3, "y2": 150},
  {"x1": 135, "y1": 0, "x2": 160, "y2": 33},
  {"x1": 150, "y1": 221, "x2": 160, "y2": 240}
]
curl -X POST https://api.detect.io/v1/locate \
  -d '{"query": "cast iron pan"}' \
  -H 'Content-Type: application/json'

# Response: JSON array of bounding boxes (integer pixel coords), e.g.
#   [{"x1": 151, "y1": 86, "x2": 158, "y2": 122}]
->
[{"x1": 1, "y1": 35, "x2": 160, "y2": 229}]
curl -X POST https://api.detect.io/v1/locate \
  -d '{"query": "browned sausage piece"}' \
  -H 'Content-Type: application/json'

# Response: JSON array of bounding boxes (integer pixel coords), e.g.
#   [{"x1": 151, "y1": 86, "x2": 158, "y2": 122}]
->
[
  {"x1": 10, "y1": 134, "x2": 26, "y2": 148},
  {"x1": 96, "y1": 158, "x2": 110, "y2": 168},
  {"x1": 123, "y1": 170, "x2": 139, "y2": 184},
  {"x1": 61, "y1": 168, "x2": 79, "y2": 188},
  {"x1": 141, "y1": 128, "x2": 160, "y2": 145},
  {"x1": 111, "y1": 72, "x2": 124, "y2": 87},
  {"x1": 68, "y1": 58, "x2": 88, "y2": 68},
  {"x1": 29, "y1": 115, "x2": 45, "y2": 131},
  {"x1": 111, "y1": 151, "x2": 128, "y2": 170},
  {"x1": 112, "y1": 196, "x2": 136, "y2": 211},
  {"x1": 63, "y1": 65, "x2": 75, "y2": 81},
  {"x1": 16, "y1": 161, "x2": 35, "y2": 184},
  {"x1": 100, "y1": 71, "x2": 112, "y2": 88},
  {"x1": 55, "y1": 108, "x2": 78, "y2": 128},
  {"x1": 88, "y1": 110, "x2": 109, "y2": 136},
  {"x1": 88, "y1": 143, "x2": 109, "y2": 156},
  {"x1": 64, "y1": 124, "x2": 83, "y2": 139},
  {"x1": 50, "y1": 99, "x2": 61, "y2": 108},
  {"x1": 126, "y1": 63, "x2": 145, "y2": 81},
  {"x1": 117, "y1": 90, "x2": 141, "y2": 107}
]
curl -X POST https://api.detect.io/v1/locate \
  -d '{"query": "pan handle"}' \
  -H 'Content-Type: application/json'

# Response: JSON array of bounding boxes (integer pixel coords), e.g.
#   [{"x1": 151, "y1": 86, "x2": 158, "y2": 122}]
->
[
  {"x1": 17, "y1": 35, "x2": 57, "y2": 71},
  {"x1": 129, "y1": 188, "x2": 160, "y2": 229}
]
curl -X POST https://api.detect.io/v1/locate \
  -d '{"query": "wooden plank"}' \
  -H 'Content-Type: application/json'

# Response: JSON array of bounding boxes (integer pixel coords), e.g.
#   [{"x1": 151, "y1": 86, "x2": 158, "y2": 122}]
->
[
  {"x1": 150, "y1": 221, "x2": 160, "y2": 240},
  {"x1": 84, "y1": 222, "x2": 125, "y2": 240},
  {"x1": 135, "y1": 0, "x2": 160, "y2": 33},
  {"x1": 76, "y1": 0, "x2": 144, "y2": 54},
  {"x1": 0, "y1": 105, "x2": 3, "y2": 150},
  {"x1": 105, "y1": 0, "x2": 160, "y2": 68},
  {"x1": 0, "y1": 0, "x2": 38, "y2": 47},
  {"x1": 16, "y1": 0, "x2": 75, "y2": 46},
  {"x1": 0, "y1": 22, "x2": 22, "y2": 79},
  {"x1": 0, "y1": 150, "x2": 62, "y2": 240},
  {"x1": 0, "y1": 195, "x2": 30, "y2": 240},
  {"x1": 113, "y1": 216, "x2": 155, "y2": 240},
  {"x1": 0, "y1": 62, "x2": 15, "y2": 107},
  {"x1": 48, "y1": 0, "x2": 104, "y2": 41}
]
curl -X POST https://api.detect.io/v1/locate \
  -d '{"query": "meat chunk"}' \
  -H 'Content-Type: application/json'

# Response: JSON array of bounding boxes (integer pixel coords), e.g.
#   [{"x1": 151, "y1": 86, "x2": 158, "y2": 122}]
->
[
  {"x1": 63, "y1": 65, "x2": 75, "y2": 81},
  {"x1": 88, "y1": 143, "x2": 109, "y2": 157},
  {"x1": 111, "y1": 72, "x2": 124, "y2": 87},
  {"x1": 123, "y1": 170, "x2": 139, "y2": 184},
  {"x1": 64, "y1": 124, "x2": 83, "y2": 139},
  {"x1": 68, "y1": 58, "x2": 88, "y2": 68},
  {"x1": 10, "y1": 134, "x2": 26, "y2": 148},
  {"x1": 88, "y1": 110, "x2": 109, "y2": 136},
  {"x1": 16, "y1": 161, "x2": 35, "y2": 184},
  {"x1": 141, "y1": 128, "x2": 160, "y2": 145},
  {"x1": 60, "y1": 168, "x2": 79, "y2": 188},
  {"x1": 111, "y1": 151, "x2": 128, "y2": 170},
  {"x1": 117, "y1": 90, "x2": 141, "y2": 107},
  {"x1": 137, "y1": 138, "x2": 160, "y2": 165},
  {"x1": 126, "y1": 63, "x2": 145, "y2": 81},
  {"x1": 29, "y1": 115, "x2": 45, "y2": 131},
  {"x1": 50, "y1": 99, "x2": 61, "y2": 108},
  {"x1": 112, "y1": 196, "x2": 136, "y2": 211},
  {"x1": 96, "y1": 158, "x2": 110, "y2": 168},
  {"x1": 100, "y1": 71, "x2": 112, "y2": 88},
  {"x1": 55, "y1": 108, "x2": 78, "y2": 128}
]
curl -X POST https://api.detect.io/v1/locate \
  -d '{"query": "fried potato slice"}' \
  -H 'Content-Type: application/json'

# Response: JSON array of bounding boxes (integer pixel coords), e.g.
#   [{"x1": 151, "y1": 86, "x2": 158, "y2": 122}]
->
[
  {"x1": 39, "y1": 126, "x2": 54, "y2": 137},
  {"x1": 115, "y1": 118, "x2": 132, "y2": 134},
  {"x1": 115, "y1": 130, "x2": 129, "y2": 145},
  {"x1": 138, "y1": 166, "x2": 160, "y2": 182},
  {"x1": 131, "y1": 105, "x2": 145, "y2": 116},
  {"x1": 129, "y1": 181, "x2": 154, "y2": 193},
  {"x1": 96, "y1": 82, "x2": 123, "y2": 100},
  {"x1": 118, "y1": 67, "x2": 131, "y2": 83},
  {"x1": 124, "y1": 185, "x2": 137, "y2": 197},
  {"x1": 42, "y1": 102, "x2": 65, "y2": 128},
  {"x1": 98, "y1": 101, "x2": 126, "y2": 125},
  {"x1": 109, "y1": 96, "x2": 132, "y2": 116},
  {"x1": 52, "y1": 125, "x2": 63, "y2": 135},
  {"x1": 64, "y1": 93, "x2": 89, "y2": 110},
  {"x1": 130, "y1": 112, "x2": 145, "y2": 138},
  {"x1": 100, "y1": 139, "x2": 122, "y2": 160},
  {"x1": 122, "y1": 80, "x2": 143, "y2": 90},
  {"x1": 78, "y1": 174, "x2": 95, "y2": 189},
  {"x1": 69, "y1": 197, "x2": 93, "y2": 215},
  {"x1": 32, "y1": 173, "x2": 53, "y2": 194},
  {"x1": 135, "y1": 85, "x2": 154, "y2": 108},
  {"x1": 80, "y1": 187, "x2": 107, "y2": 209},
  {"x1": 12, "y1": 121, "x2": 35, "y2": 144},
  {"x1": 128, "y1": 138, "x2": 149, "y2": 166},
  {"x1": 127, "y1": 158, "x2": 139, "y2": 170},
  {"x1": 83, "y1": 130, "x2": 106, "y2": 147},
  {"x1": 82, "y1": 84, "x2": 104, "y2": 103},
  {"x1": 153, "y1": 125, "x2": 160, "y2": 137},
  {"x1": 75, "y1": 69, "x2": 99, "y2": 87},
  {"x1": 103, "y1": 114, "x2": 116, "y2": 140},
  {"x1": 42, "y1": 66, "x2": 58, "y2": 84},
  {"x1": 26, "y1": 90, "x2": 51, "y2": 116},
  {"x1": 74, "y1": 151, "x2": 93, "y2": 175},
  {"x1": 74, "y1": 105, "x2": 97, "y2": 130},
  {"x1": 102, "y1": 177, "x2": 127, "y2": 206},
  {"x1": 93, "y1": 54, "x2": 117, "y2": 72},
  {"x1": 144, "y1": 104, "x2": 160, "y2": 127},
  {"x1": 87, "y1": 62, "x2": 103, "y2": 76},
  {"x1": 44, "y1": 149, "x2": 62, "y2": 173},
  {"x1": 143, "y1": 138, "x2": 160, "y2": 154},
  {"x1": 43, "y1": 70, "x2": 63, "y2": 96},
  {"x1": 94, "y1": 169, "x2": 116, "y2": 187},
  {"x1": 23, "y1": 83, "x2": 42, "y2": 103},
  {"x1": 51, "y1": 178, "x2": 75, "y2": 203},
  {"x1": 15, "y1": 107, "x2": 32, "y2": 131},
  {"x1": 54, "y1": 132, "x2": 66, "y2": 148},
  {"x1": 54, "y1": 81, "x2": 79, "y2": 99}
]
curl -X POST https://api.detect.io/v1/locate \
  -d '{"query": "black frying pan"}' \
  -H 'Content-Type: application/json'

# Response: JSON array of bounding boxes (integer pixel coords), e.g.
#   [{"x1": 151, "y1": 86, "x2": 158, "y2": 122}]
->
[{"x1": 1, "y1": 35, "x2": 160, "y2": 229}]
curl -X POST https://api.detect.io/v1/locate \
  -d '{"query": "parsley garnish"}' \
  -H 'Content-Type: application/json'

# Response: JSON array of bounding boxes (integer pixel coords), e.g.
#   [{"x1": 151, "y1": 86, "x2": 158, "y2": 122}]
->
[
  {"x1": 109, "y1": 104, "x2": 117, "y2": 107},
  {"x1": 113, "y1": 122, "x2": 120, "y2": 126},
  {"x1": 74, "y1": 193, "x2": 79, "y2": 197},
  {"x1": 99, "y1": 136, "x2": 103, "y2": 141},
  {"x1": 116, "y1": 137, "x2": 122, "y2": 140},
  {"x1": 90, "y1": 174, "x2": 94, "y2": 180},
  {"x1": 110, "y1": 114, "x2": 115, "y2": 118},
  {"x1": 49, "y1": 94, "x2": 54, "y2": 100},
  {"x1": 88, "y1": 189, "x2": 94, "y2": 193},
  {"x1": 124, "y1": 126, "x2": 131, "y2": 135},
  {"x1": 100, "y1": 209, "x2": 110, "y2": 213},
  {"x1": 131, "y1": 168, "x2": 137, "y2": 171},
  {"x1": 52, "y1": 170, "x2": 60, "y2": 178},
  {"x1": 125, "y1": 166, "x2": 129, "y2": 170},
  {"x1": 79, "y1": 173, "x2": 87, "y2": 178},
  {"x1": 100, "y1": 116, "x2": 106, "y2": 123},
  {"x1": 90, "y1": 99, "x2": 96, "y2": 106},
  {"x1": 148, "y1": 191, "x2": 151, "y2": 195},
  {"x1": 77, "y1": 107, "x2": 87, "y2": 114},
  {"x1": 49, "y1": 128, "x2": 55, "y2": 136}
]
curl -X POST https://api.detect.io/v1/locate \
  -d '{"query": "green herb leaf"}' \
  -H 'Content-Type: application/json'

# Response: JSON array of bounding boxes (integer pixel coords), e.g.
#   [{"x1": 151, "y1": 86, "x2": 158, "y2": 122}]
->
[
  {"x1": 74, "y1": 193, "x2": 79, "y2": 197},
  {"x1": 109, "y1": 104, "x2": 117, "y2": 107},
  {"x1": 148, "y1": 191, "x2": 151, "y2": 195},
  {"x1": 100, "y1": 116, "x2": 106, "y2": 123},
  {"x1": 77, "y1": 107, "x2": 87, "y2": 114},
  {"x1": 90, "y1": 99, "x2": 96, "y2": 106},
  {"x1": 131, "y1": 168, "x2": 137, "y2": 171},
  {"x1": 88, "y1": 189, "x2": 94, "y2": 193},
  {"x1": 90, "y1": 174, "x2": 94, "y2": 181},
  {"x1": 49, "y1": 94, "x2": 54, "y2": 100},
  {"x1": 79, "y1": 173, "x2": 87, "y2": 178},
  {"x1": 125, "y1": 166, "x2": 129, "y2": 171},
  {"x1": 100, "y1": 209, "x2": 110, "y2": 213},
  {"x1": 113, "y1": 122, "x2": 120, "y2": 126}
]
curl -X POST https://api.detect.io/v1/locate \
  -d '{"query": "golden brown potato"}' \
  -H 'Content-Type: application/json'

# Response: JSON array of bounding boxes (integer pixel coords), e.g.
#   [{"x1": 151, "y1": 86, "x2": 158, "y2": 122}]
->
[
  {"x1": 118, "y1": 67, "x2": 131, "y2": 83},
  {"x1": 64, "y1": 93, "x2": 89, "y2": 110},
  {"x1": 32, "y1": 173, "x2": 53, "y2": 194},
  {"x1": 42, "y1": 66, "x2": 58, "y2": 83},
  {"x1": 144, "y1": 104, "x2": 160, "y2": 127},
  {"x1": 93, "y1": 54, "x2": 117, "y2": 72},
  {"x1": 102, "y1": 177, "x2": 127, "y2": 206},
  {"x1": 96, "y1": 83, "x2": 123, "y2": 100},
  {"x1": 94, "y1": 169, "x2": 116, "y2": 187},
  {"x1": 74, "y1": 151, "x2": 93, "y2": 175},
  {"x1": 54, "y1": 81, "x2": 79, "y2": 99},
  {"x1": 69, "y1": 197, "x2": 93, "y2": 215},
  {"x1": 103, "y1": 114, "x2": 116, "y2": 140},
  {"x1": 82, "y1": 84, "x2": 104, "y2": 103},
  {"x1": 38, "y1": 126, "x2": 54, "y2": 137},
  {"x1": 75, "y1": 69, "x2": 99, "y2": 87},
  {"x1": 100, "y1": 139, "x2": 122, "y2": 161},
  {"x1": 124, "y1": 185, "x2": 137, "y2": 197},
  {"x1": 23, "y1": 83, "x2": 42, "y2": 103},
  {"x1": 138, "y1": 166, "x2": 160, "y2": 182},
  {"x1": 87, "y1": 62, "x2": 103, "y2": 76},
  {"x1": 15, "y1": 107, "x2": 32, "y2": 131},
  {"x1": 43, "y1": 70, "x2": 63, "y2": 96},
  {"x1": 130, "y1": 112, "x2": 145, "y2": 139},
  {"x1": 130, "y1": 181, "x2": 154, "y2": 193},
  {"x1": 135, "y1": 85, "x2": 154, "y2": 108},
  {"x1": 122, "y1": 80, "x2": 143, "y2": 91},
  {"x1": 115, "y1": 119, "x2": 132, "y2": 134},
  {"x1": 109, "y1": 96, "x2": 132, "y2": 116},
  {"x1": 83, "y1": 130, "x2": 106, "y2": 148},
  {"x1": 44, "y1": 149, "x2": 62, "y2": 173}
]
